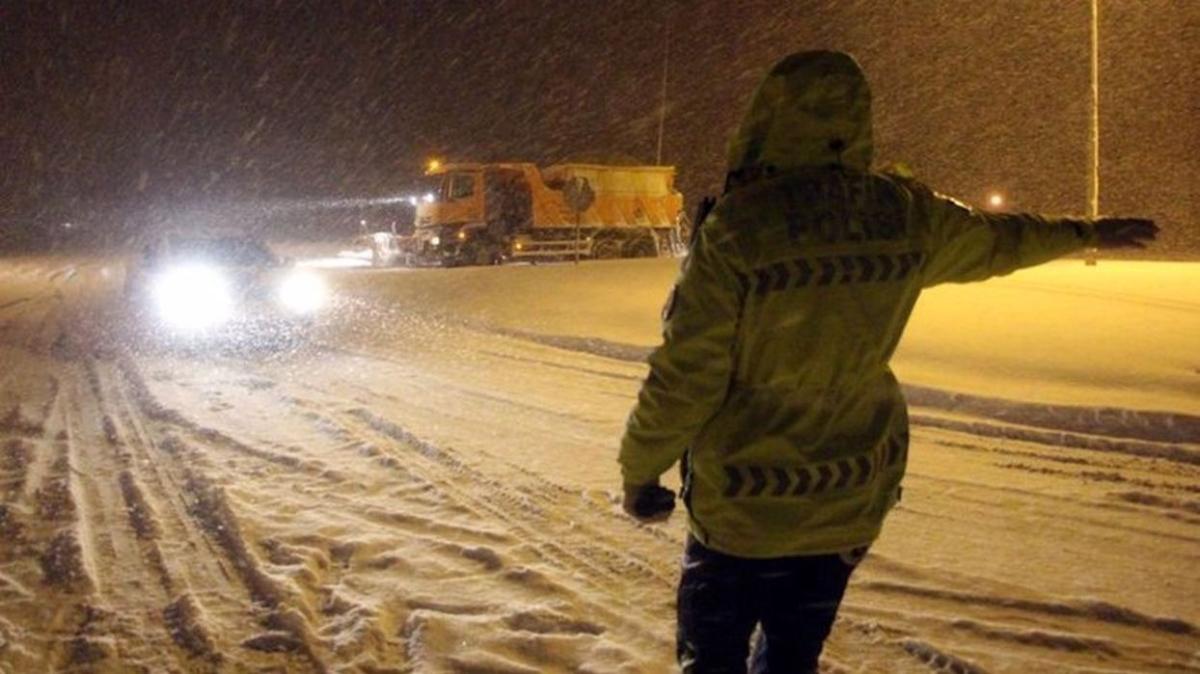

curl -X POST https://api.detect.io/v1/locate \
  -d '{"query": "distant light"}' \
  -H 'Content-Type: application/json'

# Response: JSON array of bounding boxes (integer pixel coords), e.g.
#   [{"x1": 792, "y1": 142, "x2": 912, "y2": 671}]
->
[
  {"x1": 407, "y1": 196, "x2": 419, "y2": 206},
  {"x1": 153, "y1": 265, "x2": 233, "y2": 330},
  {"x1": 360, "y1": 219, "x2": 367, "y2": 226},
  {"x1": 62, "y1": 222, "x2": 74, "y2": 230},
  {"x1": 422, "y1": 192, "x2": 435, "y2": 203},
  {"x1": 278, "y1": 270, "x2": 328, "y2": 314},
  {"x1": 987, "y1": 193, "x2": 1005, "y2": 209},
  {"x1": 426, "y1": 158, "x2": 442, "y2": 173}
]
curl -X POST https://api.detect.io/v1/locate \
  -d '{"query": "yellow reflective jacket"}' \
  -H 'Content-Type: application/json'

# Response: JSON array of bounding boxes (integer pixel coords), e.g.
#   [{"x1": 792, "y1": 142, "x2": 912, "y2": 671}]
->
[{"x1": 619, "y1": 51, "x2": 1096, "y2": 558}]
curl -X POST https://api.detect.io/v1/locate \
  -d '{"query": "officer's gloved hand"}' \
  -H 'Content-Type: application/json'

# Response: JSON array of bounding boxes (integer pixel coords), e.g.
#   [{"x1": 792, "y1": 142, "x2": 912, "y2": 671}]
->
[
  {"x1": 622, "y1": 482, "x2": 676, "y2": 523},
  {"x1": 1094, "y1": 218, "x2": 1158, "y2": 249}
]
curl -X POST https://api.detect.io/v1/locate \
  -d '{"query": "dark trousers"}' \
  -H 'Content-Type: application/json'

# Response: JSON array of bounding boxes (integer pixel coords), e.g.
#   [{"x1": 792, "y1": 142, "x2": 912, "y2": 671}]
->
[{"x1": 676, "y1": 536, "x2": 863, "y2": 674}]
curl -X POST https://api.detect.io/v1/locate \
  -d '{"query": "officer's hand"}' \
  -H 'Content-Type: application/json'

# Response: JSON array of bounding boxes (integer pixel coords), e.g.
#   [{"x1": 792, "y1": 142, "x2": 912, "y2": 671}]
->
[
  {"x1": 622, "y1": 482, "x2": 676, "y2": 523},
  {"x1": 1094, "y1": 218, "x2": 1158, "y2": 249}
]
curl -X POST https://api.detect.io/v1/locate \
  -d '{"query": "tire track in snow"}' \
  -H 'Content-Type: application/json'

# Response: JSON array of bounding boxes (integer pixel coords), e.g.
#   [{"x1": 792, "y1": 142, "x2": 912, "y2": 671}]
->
[
  {"x1": 93, "y1": 378, "x2": 224, "y2": 664},
  {"x1": 156, "y1": 357, "x2": 673, "y2": 661},
  {"x1": 315, "y1": 405, "x2": 675, "y2": 671},
  {"x1": 124, "y1": 363, "x2": 520, "y2": 547},
  {"x1": 119, "y1": 357, "x2": 668, "y2": 671},
  {"x1": 179, "y1": 467, "x2": 328, "y2": 669},
  {"x1": 858, "y1": 580, "x2": 1195, "y2": 637},
  {"x1": 909, "y1": 413, "x2": 1200, "y2": 466},
  {"x1": 895, "y1": 474, "x2": 1200, "y2": 547},
  {"x1": 324, "y1": 333, "x2": 638, "y2": 422},
  {"x1": 0, "y1": 296, "x2": 34, "y2": 311},
  {"x1": 840, "y1": 598, "x2": 1194, "y2": 674},
  {"x1": 57, "y1": 367, "x2": 183, "y2": 668},
  {"x1": 834, "y1": 427, "x2": 1200, "y2": 674},
  {"x1": 924, "y1": 433, "x2": 1200, "y2": 525},
  {"x1": 0, "y1": 362, "x2": 103, "y2": 670},
  {"x1": 466, "y1": 323, "x2": 1200, "y2": 453},
  {"x1": 120, "y1": 356, "x2": 588, "y2": 670},
  {"x1": 839, "y1": 574, "x2": 1200, "y2": 673},
  {"x1": 341, "y1": 405, "x2": 676, "y2": 592},
  {"x1": 146, "y1": 320, "x2": 1198, "y2": 672},
  {"x1": 900, "y1": 639, "x2": 987, "y2": 674},
  {"x1": 904, "y1": 384, "x2": 1200, "y2": 446},
  {"x1": 69, "y1": 356, "x2": 299, "y2": 668},
  {"x1": 322, "y1": 341, "x2": 626, "y2": 427},
  {"x1": 475, "y1": 348, "x2": 644, "y2": 383},
  {"x1": 291, "y1": 393, "x2": 665, "y2": 614},
  {"x1": 102, "y1": 357, "x2": 328, "y2": 671}
]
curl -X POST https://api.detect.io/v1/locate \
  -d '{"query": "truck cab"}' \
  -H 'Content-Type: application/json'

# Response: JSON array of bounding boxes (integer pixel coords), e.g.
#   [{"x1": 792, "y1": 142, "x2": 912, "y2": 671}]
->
[{"x1": 413, "y1": 165, "x2": 526, "y2": 266}]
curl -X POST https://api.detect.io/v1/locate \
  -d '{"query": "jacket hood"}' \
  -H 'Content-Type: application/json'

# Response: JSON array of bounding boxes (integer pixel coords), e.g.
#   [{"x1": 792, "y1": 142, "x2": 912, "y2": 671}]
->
[{"x1": 727, "y1": 51, "x2": 874, "y2": 177}]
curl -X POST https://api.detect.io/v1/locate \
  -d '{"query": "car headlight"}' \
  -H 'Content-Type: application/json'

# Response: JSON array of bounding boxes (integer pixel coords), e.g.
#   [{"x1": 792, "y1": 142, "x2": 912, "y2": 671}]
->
[
  {"x1": 153, "y1": 265, "x2": 233, "y2": 330},
  {"x1": 430, "y1": 235, "x2": 441, "y2": 247},
  {"x1": 279, "y1": 270, "x2": 328, "y2": 314}
]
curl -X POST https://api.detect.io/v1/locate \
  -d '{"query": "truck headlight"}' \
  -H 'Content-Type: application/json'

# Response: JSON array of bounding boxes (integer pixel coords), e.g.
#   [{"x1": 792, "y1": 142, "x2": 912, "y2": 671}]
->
[
  {"x1": 279, "y1": 270, "x2": 328, "y2": 314},
  {"x1": 153, "y1": 265, "x2": 233, "y2": 330}
]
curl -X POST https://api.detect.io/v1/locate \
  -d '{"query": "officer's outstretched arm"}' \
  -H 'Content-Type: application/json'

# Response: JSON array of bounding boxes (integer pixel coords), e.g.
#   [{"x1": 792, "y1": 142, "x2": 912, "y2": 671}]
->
[
  {"x1": 619, "y1": 223, "x2": 745, "y2": 489},
  {"x1": 920, "y1": 190, "x2": 1096, "y2": 286}
]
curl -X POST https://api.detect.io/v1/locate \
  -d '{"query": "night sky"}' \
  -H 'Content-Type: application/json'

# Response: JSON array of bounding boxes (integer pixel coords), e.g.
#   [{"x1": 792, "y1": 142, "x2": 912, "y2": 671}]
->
[{"x1": 2, "y1": 1, "x2": 1197, "y2": 253}]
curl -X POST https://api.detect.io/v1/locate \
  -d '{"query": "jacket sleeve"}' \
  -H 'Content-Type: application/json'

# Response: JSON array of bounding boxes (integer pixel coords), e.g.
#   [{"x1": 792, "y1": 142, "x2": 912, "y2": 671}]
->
[
  {"x1": 619, "y1": 222, "x2": 745, "y2": 487},
  {"x1": 918, "y1": 187, "x2": 1097, "y2": 287}
]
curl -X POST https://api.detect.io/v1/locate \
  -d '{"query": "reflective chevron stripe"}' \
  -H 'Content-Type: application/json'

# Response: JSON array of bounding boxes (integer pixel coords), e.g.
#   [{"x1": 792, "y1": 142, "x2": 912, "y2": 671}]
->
[
  {"x1": 747, "y1": 466, "x2": 768, "y2": 497},
  {"x1": 723, "y1": 465, "x2": 744, "y2": 498},
  {"x1": 752, "y1": 251, "x2": 926, "y2": 295},
  {"x1": 882, "y1": 432, "x2": 909, "y2": 467},
  {"x1": 816, "y1": 258, "x2": 837, "y2": 286},
  {"x1": 790, "y1": 467, "x2": 812, "y2": 496},
  {"x1": 771, "y1": 467, "x2": 791, "y2": 496},
  {"x1": 833, "y1": 459, "x2": 854, "y2": 489},
  {"x1": 853, "y1": 455, "x2": 872, "y2": 486},
  {"x1": 875, "y1": 253, "x2": 896, "y2": 281},
  {"x1": 721, "y1": 434, "x2": 907, "y2": 498}
]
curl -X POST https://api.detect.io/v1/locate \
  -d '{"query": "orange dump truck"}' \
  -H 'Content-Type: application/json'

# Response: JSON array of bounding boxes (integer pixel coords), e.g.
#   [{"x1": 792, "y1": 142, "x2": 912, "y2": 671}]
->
[{"x1": 413, "y1": 162, "x2": 685, "y2": 265}]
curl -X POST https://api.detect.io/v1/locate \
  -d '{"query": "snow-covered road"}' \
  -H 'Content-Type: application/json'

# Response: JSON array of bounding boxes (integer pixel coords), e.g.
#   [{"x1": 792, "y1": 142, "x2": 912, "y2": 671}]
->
[{"x1": 0, "y1": 255, "x2": 1196, "y2": 673}]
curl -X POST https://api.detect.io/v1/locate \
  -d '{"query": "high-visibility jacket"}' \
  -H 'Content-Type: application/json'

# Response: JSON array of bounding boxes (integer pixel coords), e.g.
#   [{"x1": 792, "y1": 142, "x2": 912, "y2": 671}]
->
[{"x1": 619, "y1": 51, "x2": 1096, "y2": 558}]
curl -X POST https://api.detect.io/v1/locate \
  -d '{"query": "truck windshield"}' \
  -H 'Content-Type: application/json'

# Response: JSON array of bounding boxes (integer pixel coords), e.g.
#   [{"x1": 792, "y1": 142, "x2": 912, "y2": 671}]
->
[{"x1": 447, "y1": 173, "x2": 475, "y2": 201}]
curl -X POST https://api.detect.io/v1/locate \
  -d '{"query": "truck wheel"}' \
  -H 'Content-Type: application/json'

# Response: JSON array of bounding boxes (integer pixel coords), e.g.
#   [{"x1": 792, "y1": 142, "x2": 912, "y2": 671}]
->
[
  {"x1": 624, "y1": 236, "x2": 658, "y2": 258},
  {"x1": 592, "y1": 238, "x2": 622, "y2": 260},
  {"x1": 460, "y1": 243, "x2": 500, "y2": 267},
  {"x1": 472, "y1": 246, "x2": 496, "y2": 266}
]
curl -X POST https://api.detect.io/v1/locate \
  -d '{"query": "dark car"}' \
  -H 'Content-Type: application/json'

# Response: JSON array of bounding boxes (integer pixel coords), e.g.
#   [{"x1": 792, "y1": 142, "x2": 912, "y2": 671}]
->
[{"x1": 124, "y1": 232, "x2": 330, "y2": 344}]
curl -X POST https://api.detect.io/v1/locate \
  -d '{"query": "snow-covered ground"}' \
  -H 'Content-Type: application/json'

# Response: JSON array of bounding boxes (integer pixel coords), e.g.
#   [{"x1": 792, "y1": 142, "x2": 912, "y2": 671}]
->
[{"x1": 0, "y1": 254, "x2": 1196, "y2": 673}]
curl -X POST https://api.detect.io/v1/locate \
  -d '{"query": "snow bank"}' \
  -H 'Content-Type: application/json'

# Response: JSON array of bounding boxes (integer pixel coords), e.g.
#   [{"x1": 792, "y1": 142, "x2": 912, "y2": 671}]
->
[{"x1": 325, "y1": 258, "x2": 1199, "y2": 418}]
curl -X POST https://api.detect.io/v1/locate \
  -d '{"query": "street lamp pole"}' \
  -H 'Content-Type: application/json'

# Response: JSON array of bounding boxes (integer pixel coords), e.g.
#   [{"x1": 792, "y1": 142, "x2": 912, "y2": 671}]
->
[
  {"x1": 655, "y1": 12, "x2": 671, "y2": 166},
  {"x1": 1086, "y1": 0, "x2": 1101, "y2": 264},
  {"x1": 1089, "y1": 0, "x2": 1101, "y2": 220}
]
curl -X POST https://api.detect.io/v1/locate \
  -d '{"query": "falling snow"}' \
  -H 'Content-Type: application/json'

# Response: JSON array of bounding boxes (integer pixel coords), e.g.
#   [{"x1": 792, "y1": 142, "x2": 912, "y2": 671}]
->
[
  {"x1": 0, "y1": 3, "x2": 1197, "y2": 672},
  {"x1": 1, "y1": 2, "x2": 1197, "y2": 254}
]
